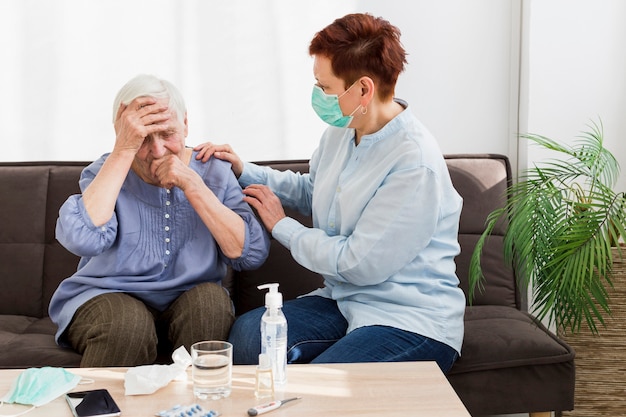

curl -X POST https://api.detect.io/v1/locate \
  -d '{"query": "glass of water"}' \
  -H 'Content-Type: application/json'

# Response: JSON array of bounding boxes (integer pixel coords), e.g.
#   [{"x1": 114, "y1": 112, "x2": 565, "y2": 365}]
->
[{"x1": 191, "y1": 341, "x2": 233, "y2": 400}]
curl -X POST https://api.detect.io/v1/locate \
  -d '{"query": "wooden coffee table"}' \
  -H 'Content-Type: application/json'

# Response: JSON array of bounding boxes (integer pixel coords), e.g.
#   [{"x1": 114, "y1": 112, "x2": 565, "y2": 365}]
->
[{"x1": 0, "y1": 362, "x2": 470, "y2": 416}]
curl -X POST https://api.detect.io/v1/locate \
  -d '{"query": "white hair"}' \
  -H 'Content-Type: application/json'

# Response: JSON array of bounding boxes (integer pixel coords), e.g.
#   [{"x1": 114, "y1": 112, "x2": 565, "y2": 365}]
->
[{"x1": 112, "y1": 74, "x2": 186, "y2": 124}]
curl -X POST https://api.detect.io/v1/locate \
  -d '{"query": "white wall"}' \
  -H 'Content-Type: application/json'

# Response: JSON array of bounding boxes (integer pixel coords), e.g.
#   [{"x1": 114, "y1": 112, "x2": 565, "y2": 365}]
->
[
  {"x1": 357, "y1": 0, "x2": 520, "y2": 158},
  {"x1": 525, "y1": 0, "x2": 626, "y2": 193}
]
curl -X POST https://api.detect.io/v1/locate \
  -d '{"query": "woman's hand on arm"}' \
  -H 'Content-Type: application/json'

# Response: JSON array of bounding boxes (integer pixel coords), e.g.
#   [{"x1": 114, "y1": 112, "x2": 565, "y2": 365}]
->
[
  {"x1": 82, "y1": 97, "x2": 170, "y2": 226},
  {"x1": 242, "y1": 184, "x2": 286, "y2": 233},
  {"x1": 194, "y1": 142, "x2": 244, "y2": 178}
]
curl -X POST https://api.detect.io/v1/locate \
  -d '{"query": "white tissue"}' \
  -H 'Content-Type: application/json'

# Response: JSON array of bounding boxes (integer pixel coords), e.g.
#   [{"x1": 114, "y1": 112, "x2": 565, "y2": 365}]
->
[{"x1": 124, "y1": 345, "x2": 192, "y2": 395}]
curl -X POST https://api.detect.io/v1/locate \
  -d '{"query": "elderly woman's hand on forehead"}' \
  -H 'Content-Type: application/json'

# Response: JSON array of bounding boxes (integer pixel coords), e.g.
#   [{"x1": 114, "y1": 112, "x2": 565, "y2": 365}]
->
[{"x1": 113, "y1": 96, "x2": 171, "y2": 154}]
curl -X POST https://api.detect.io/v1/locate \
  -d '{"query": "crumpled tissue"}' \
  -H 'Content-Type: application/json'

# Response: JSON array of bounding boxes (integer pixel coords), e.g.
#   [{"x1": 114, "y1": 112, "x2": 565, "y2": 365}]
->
[{"x1": 124, "y1": 345, "x2": 192, "y2": 395}]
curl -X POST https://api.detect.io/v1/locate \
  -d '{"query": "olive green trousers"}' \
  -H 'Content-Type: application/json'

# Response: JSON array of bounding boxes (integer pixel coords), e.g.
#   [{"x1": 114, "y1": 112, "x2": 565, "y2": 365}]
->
[{"x1": 66, "y1": 282, "x2": 234, "y2": 367}]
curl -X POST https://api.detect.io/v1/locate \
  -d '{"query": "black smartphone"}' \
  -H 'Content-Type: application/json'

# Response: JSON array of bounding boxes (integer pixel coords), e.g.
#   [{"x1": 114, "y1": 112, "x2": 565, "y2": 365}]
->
[{"x1": 65, "y1": 389, "x2": 121, "y2": 417}]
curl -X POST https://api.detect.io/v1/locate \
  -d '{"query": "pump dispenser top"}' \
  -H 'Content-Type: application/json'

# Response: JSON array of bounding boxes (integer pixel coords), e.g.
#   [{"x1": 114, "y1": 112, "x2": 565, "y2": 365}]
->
[{"x1": 258, "y1": 283, "x2": 283, "y2": 310}]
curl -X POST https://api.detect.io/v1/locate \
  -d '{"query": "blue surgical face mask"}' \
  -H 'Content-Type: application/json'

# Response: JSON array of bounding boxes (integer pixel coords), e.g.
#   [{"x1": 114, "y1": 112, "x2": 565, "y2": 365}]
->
[
  {"x1": 0, "y1": 367, "x2": 81, "y2": 410},
  {"x1": 311, "y1": 82, "x2": 361, "y2": 128}
]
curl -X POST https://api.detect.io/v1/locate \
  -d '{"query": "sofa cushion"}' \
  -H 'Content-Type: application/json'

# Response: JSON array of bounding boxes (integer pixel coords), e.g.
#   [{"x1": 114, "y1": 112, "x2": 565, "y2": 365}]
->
[
  {"x1": 0, "y1": 167, "x2": 50, "y2": 317},
  {"x1": 449, "y1": 349, "x2": 575, "y2": 415},
  {"x1": 450, "y1": 305, "x2": 574, "y2": 374},
  {"x1": 446, "y1": 155, "x2": 521, "y2": 310},
  {"x1": 0, "y1": 316, "x2": 81, "y2": 368},
  {"x1": 43, "y1": 166, "x2": 83, "y2": 313},
  {"x1": 0, "y1": 164, "x2": 83, "y2": 318},
  {"x1": 447, "y1": 305, "x2": 576, "y2": 414},
  {"x1": 0, "y1": 244, "x2": 45, "y2": 317}
]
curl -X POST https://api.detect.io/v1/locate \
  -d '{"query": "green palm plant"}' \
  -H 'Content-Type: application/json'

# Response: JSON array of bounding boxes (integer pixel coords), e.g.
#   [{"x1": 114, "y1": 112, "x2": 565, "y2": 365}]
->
[{"x1": 469, "y1": 120, "x2": 626, "y2": 334}]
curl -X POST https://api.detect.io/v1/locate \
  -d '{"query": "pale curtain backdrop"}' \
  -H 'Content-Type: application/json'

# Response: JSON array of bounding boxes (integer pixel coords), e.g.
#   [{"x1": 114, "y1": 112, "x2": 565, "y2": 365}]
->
[
  {"x1": 2, "y1": 0, "x2": 532, "y2": 167},
  {"x1": 4, "y1": 0, "x2": 625, "y2": 197},
  {"x1": 0, "y1": 0, "x2": 363, "y2": 163}
]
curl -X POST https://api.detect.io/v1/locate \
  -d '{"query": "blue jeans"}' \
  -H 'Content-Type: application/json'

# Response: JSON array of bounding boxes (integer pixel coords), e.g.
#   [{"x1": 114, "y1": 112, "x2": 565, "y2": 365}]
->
[{"x1": 228, "y1": 295, "x2": 459, "y2": 373}]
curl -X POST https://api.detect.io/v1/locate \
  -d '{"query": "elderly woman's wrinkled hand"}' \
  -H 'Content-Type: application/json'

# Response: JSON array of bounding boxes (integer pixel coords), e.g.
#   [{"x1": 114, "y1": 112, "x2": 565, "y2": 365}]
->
[
  {"x1": 150, "y1": 154, "x2": 199, "y2": 191},
  {"x1": 113, "y1": 97, "x2": 171, "y2": 154}
]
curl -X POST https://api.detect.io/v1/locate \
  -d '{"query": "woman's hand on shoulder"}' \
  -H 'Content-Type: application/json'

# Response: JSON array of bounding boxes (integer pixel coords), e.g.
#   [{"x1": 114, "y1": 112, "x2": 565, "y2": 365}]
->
[{"x1": 194, "y1": 141, "x2": 244, "y2": 178}]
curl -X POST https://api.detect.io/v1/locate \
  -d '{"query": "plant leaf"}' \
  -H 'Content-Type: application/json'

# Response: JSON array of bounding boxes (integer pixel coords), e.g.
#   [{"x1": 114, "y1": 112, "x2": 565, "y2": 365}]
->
[{"x1": 468, "y1": 118, "x2": 625, "y2": 334}]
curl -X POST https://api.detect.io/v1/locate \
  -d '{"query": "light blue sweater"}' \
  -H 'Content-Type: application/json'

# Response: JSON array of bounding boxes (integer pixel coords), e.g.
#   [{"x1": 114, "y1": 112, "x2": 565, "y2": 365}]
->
[
  {"x1": 238, "y1": 102, "x2": 465, "y2": 353},
  {"x1": 49, "y1": 152, "x2": 270, "y2": 345}
]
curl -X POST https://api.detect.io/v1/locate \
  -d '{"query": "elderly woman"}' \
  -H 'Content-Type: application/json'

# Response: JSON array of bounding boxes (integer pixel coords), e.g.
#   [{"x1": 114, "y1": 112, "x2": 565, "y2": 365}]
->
[
  {"x1": 197, "y1": 13, "x2": 465, "y2": 372},
  {"x1": 49, "y1": 74, "x2": 270, "y2": 367}
]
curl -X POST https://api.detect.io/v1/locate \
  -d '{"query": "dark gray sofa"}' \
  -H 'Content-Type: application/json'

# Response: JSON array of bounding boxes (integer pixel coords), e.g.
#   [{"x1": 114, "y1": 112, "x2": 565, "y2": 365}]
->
[{"x1": 0, "y1": 155, "x2": 575, "y2": 416}]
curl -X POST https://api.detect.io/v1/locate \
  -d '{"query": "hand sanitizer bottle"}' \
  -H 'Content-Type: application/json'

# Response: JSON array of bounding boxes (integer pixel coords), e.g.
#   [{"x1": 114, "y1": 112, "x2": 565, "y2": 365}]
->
[{"x1": 258, "y1": 283, "x2": 287, "y2": 385}]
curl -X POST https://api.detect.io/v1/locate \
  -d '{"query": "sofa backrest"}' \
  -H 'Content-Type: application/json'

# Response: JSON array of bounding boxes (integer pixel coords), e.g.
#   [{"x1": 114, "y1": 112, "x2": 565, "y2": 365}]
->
[
  {"x1": 446, "y1": 155, "x2": 520, "y2": 309},
  {"x1": 0, "y1": 162, "x2": 86, "y2": 318},
  {"x1": 0, "y1": 154, "x2": 519, "y2": 318}
]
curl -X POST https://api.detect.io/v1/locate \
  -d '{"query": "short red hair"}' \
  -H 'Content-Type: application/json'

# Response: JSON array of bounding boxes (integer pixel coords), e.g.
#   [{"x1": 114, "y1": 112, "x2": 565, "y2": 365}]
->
[{"x1": 309, "y1": 13, "x2": 407, "y2": 101}]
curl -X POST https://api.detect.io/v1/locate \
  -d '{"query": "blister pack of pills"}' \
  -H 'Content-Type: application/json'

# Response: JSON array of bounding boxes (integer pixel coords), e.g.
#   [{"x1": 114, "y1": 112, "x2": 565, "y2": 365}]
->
[{"x1": 155, "y1": 403, "x2": 220, "y2": 417}]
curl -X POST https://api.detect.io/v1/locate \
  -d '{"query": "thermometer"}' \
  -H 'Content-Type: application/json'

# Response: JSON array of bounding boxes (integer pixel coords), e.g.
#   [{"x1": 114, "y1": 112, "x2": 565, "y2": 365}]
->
[{"x1": 247, "y1": 397, "x2": 302, "y2": 416}]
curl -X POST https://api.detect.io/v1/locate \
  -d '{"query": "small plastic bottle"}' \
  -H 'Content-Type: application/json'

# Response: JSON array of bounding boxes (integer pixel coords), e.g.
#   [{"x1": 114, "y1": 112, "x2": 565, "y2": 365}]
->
[
  {"x1": 258, "y1": 283, "x2": 288, "y2": 385},
  {"x1": 255, "y1": 353, "x2": 274, "y2": 399}
]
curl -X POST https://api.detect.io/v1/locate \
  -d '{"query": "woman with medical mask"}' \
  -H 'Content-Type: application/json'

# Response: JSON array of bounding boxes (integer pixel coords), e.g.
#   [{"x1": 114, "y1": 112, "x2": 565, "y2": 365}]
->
[{"x1": 196, "y1": 13, "x2": 465, "y2": 372}]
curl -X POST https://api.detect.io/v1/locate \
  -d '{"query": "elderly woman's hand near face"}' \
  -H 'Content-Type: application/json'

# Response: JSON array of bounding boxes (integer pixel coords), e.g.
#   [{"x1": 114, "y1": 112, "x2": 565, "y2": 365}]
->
[
  {"x1": 113, "y1": 97, "x2": 171, "y2": 155},
  {"x1": 81, "y1": 97, "x2": 172, "y2": 226},
  {"x1": 150, "y1": 154, "x2": 198, "y2": 191}
]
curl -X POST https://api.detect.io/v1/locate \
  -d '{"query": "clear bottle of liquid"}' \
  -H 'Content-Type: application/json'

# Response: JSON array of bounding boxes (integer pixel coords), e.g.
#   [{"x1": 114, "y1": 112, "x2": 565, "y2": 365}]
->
[
  {"x1": 258, "y1": 283, "x2": 287, "y2": 385},
  {"x1": 255, "y1": 353, "x2": 274, "y2": 399}
]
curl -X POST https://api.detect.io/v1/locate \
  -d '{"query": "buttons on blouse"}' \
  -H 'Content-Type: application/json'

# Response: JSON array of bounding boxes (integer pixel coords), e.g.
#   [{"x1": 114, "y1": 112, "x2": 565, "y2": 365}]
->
[{"x1": 163, "y1": 189, "x2": 172, "y2": 267}]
